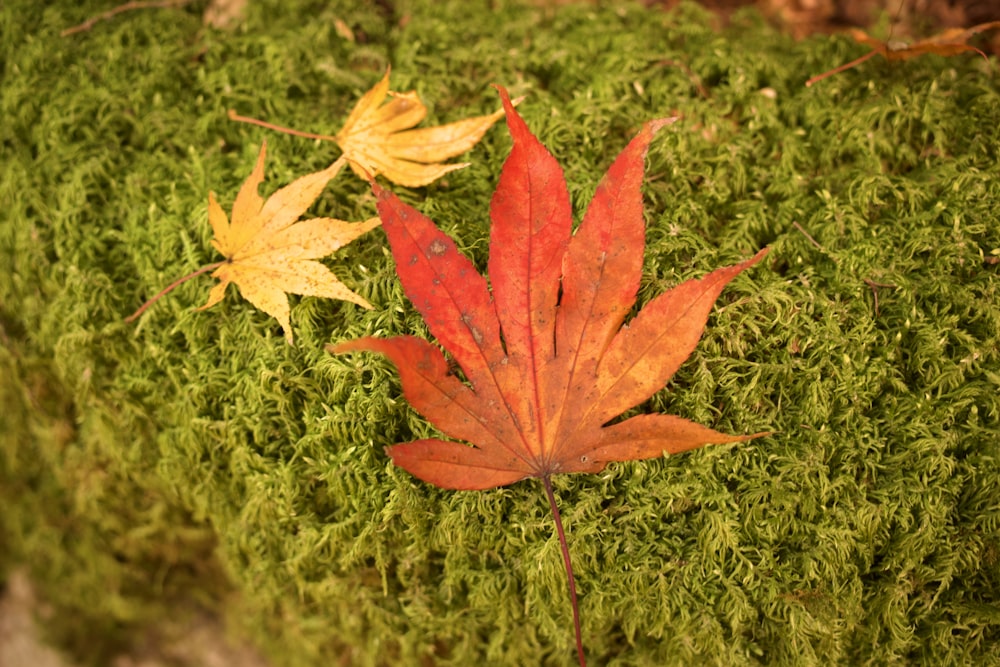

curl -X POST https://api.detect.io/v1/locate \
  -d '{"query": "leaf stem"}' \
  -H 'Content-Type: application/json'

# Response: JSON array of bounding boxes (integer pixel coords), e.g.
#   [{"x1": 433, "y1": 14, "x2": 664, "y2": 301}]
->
[
  {"x1": 542, "y1": 475, "x2": 586, "y2": 667},
  {"x1": 805, "y1": 49, "x2": 879, "y2": 87},
  {"x1": 227, "y1": 109, "x2": 340, "y2": 142},
  {"x1": 124, "y1": 260, "x2": 225, "y2": 323},
  {"x1": 61, "y1": 0, "x2": 191, "y2": 37}
]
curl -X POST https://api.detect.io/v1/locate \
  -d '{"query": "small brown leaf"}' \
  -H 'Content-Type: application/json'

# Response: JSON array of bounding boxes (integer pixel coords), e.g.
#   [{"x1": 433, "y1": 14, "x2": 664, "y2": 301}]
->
[{"x1": 807, "y1": 21, "x2": 1000, "y2": 86}]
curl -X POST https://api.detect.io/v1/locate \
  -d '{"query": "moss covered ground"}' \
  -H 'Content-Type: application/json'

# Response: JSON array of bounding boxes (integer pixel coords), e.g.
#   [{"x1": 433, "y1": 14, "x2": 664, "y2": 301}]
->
[{"x1": 2, "y1": 0, "x2": 999, "y2": 665}]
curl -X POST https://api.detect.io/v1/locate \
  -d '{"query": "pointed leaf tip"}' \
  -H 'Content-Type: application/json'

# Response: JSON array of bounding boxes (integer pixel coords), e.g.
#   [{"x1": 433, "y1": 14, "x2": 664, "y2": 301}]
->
[
  {"x1": 646, "y1": 116, "x2": 680, "y2": 134},
  {"x1": 491, "y1": 84, "x2": 525, "y2": 110},
  {"x1": 743, "y1": 246, "x2": 770, "y2": 268},
  {"x1": 494, "y1": 85, "x2": 526, "y2": 132},
  {"x1": 494, "y1": 83, "x2": 514, "y2": 109}
]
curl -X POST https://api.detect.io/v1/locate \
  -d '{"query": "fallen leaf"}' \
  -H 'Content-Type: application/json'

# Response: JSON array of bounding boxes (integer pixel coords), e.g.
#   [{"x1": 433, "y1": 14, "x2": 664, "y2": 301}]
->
[
  {"x1": 329, "y1": 87, "x2": 768, "y2": 665},
  {"x1": 201, "y1": 141, "x2": 380, "y2": 344},
  {"x1": 332, "y1": 94, "x2": 767, "y2": 489},
  {"x1": 228, "y1": 68, "x2": 514, "y2": 188},
  {"x1": 126, "y1": 141, "x2": 380, "y2": 345},
  {"x1": 807, "y1": 21, "x2": 1000, "y2": 86},
  {"x1": 334, "y1": 67, "x2": 513, "y2": 187}
]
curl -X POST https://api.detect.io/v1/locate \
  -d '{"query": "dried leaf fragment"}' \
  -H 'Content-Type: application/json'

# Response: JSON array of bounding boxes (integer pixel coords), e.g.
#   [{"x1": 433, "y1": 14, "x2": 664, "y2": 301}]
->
[
  {"x1": 806, "y1": 21, "x2": 1000, "y2": 86},
  {"x1": 203, "y1": 0, "x2": 246, "y2": 29}
]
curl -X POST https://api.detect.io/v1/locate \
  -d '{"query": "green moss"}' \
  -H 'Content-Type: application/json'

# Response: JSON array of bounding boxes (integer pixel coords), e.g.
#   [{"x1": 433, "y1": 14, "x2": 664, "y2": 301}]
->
[{"x1": 2, "y1": 0, "x2": 999, "y2": 665}]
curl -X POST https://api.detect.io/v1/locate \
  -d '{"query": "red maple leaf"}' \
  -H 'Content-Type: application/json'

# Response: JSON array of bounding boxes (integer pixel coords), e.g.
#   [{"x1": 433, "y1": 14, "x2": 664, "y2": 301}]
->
[{"x1": 330, "y1": 88, "x2": 768, "y2": 665}]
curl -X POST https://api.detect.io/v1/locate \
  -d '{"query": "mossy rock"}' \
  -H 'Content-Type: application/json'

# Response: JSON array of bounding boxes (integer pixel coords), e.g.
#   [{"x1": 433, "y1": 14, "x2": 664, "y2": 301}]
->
[{"x1": 2, "y1": 0, "x2": 999, "y2": 665}]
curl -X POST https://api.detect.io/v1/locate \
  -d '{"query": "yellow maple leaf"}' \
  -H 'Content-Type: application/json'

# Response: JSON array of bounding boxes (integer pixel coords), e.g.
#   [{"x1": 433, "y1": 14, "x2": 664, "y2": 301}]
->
[
  {"x1": 126, "y1": 146, "x2": 378, "y2": 341},
  {"x1": 333, "y1": 67, "x2": 510, "y2": 187},
  {"x1": 198, "y1": 140, "x2": 380, "y2": 345},
  {"x1": 229, "y1": 68, "x2": 514, "y2": 188}
]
